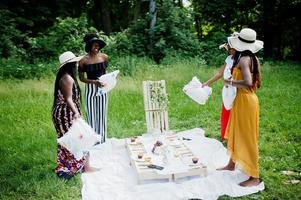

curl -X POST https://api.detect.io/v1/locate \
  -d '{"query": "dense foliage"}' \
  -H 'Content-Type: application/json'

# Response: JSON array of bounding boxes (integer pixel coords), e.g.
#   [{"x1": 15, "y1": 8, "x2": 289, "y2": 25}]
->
[
  {"x1": 111, "y1": 0, "x2": 200, "y2": 63},
  {"x1": 0, "y1": 0, "x2": 300, "y2": 79},
  {"x1": 0, "y1": 16, "x2": 98, "y2": 79}
]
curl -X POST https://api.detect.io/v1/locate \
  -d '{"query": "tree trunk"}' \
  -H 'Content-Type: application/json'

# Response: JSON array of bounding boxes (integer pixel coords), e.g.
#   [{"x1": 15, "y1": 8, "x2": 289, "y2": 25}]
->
[
  {"x1": 262, "y1": 0, "x2": 275, "y2": 59},
  {"x1": 134, "y1": 0, "x2": 142, "y2": 21},
  {"x1": 100, "y1": 0, "x2": 112, "y2": 35},
  {"x1": 93, "y1": 0, "x2": 112, "y2": 35},
  {"x1": 149, "y1": 0, "x2": 156, "y2": 47}
]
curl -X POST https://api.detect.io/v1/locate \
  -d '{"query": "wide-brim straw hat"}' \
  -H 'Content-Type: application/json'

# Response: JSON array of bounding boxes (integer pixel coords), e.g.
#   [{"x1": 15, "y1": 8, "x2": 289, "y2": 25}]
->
[
  {"x1": 59, "y1": 51, "x2": 83, "y2": 68},
  {"x1": 227, "y1": 28, "x2": 263, "y2": 53},
  {"x1": 219, "y1": 32, "x2": 239, "y2": 50}
]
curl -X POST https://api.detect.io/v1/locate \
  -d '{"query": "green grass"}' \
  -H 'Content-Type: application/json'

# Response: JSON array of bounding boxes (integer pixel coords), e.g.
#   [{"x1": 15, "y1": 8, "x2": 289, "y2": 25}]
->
[{"x1": 0, "y1": 60, "x2": 300, "y2": 199}]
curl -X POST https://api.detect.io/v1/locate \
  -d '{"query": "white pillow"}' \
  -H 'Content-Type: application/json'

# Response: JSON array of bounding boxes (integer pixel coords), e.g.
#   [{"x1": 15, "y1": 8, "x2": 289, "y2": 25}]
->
[
  {"x1": 57, "y1": 118, "x2": 102, "y2": 160},
  {"x1": 222, "y1": 85, "x2": 237, "y2": 110},
  {"x1": 183, "y1": 76, "x2": 212, "y2": 105},
  {"x1": 223, "y1": 56, "x2": 234, "y2": 79},
  {"x1": 97, "y1": 70, "x2": 120, "y2": 94}
]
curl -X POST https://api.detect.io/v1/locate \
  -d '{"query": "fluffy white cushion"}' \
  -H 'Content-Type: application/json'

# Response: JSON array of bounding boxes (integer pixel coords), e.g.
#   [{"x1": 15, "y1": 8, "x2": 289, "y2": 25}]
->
[
  {"x1": 183, "y1": 76, "x2": 212, "y2": 105},
  {"x1": 222, "y1": 85, "x2": 237, "y2": 110},
  {"x1": 97, "y1": 70, "x2": 120, "y2": 94},
  {"x1": 222, "y1": 56, "x2": 236, "y2": 110},
  {"x1": 57, "y1": 118, "x2": 102, "y2": 160}
]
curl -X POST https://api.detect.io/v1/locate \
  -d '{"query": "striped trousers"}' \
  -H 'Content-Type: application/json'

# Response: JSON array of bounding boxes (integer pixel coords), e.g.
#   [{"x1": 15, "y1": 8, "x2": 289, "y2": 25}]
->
[{"x1": 85, "y1": 83, "x2": 108, "y2": 143}]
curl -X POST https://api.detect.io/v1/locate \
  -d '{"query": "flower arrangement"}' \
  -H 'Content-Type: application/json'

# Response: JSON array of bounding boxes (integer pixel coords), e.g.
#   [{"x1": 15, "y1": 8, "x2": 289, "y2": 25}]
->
[
  {"x1": 149, "y1": 82, "x2": 168, "y2": 109},
  {"x1": 151, "y1": 140, "x2": 164, "y2": 155}
]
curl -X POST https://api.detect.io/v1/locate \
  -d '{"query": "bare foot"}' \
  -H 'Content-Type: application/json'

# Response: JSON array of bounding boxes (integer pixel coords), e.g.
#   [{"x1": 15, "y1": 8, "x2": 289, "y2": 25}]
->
[
  {"x1": 84, "y1": 165, "x2": 101, "y2": 173},
  {"x1": 217, "y1": 165, "x2": 235, "y2": 171},
  {"x1": 239, "y1": 177, "x2": 261, "y2": 187},
  {"x1": 217, "y1": 159, "x2": 235, "y2": 171}
]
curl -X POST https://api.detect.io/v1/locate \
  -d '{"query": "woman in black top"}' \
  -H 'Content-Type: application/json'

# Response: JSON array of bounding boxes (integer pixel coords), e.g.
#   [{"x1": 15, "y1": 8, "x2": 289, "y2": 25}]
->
[{"x1": 79, "y1": 33, "x2": 109, "y2": 143}]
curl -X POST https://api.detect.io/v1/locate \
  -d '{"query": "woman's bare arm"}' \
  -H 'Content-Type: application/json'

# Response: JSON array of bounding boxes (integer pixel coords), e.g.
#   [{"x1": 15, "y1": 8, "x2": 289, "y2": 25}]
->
[
  {"x1": 59, "y1": 74, "x2": 81, "y2": 118},
  {"x1": 203, "y1": 63, "x2": 226, "y2": 86},
  {"x1": 225, "y1": 57, "x2": 252, "y2": 88}
]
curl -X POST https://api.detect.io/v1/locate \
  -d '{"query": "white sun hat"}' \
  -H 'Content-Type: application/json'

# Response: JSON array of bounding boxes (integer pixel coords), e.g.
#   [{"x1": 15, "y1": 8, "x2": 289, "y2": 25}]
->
[
  {"x1": 59, "y1": 51, "x2": 83, "y2": 68},
  {"x1": 219, "y1": 32, "x2": 239, "y2": 50},
  {"x1": 227, "y1": 28, "x2": 263, "y2": 53}
]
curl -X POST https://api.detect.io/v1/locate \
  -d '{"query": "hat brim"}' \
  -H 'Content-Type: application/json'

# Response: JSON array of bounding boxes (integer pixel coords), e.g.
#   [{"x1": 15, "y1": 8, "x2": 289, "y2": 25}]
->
[
  {"x1": 228, "y1": 36, "x2": 263, "y2": 53},
  {"x1": 219, "y1": 43, "x2": 226, "y2": 49},
  {"x1": 85, "y1": 39, "x2": 106, "y2": 52},
  {"x1": 60, "y1": 55, "x2": 83, "y2": 68}
]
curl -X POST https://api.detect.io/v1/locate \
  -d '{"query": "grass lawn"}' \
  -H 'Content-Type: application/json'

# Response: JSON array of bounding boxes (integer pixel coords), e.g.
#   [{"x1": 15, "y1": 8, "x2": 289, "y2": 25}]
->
[{"x1": 0, "y1": 60, "x2": 300, "y2": 199}]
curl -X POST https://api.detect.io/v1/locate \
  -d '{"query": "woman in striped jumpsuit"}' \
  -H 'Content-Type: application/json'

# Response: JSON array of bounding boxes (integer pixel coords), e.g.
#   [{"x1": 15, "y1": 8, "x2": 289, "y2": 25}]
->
[{"x1": 79, "y1": 33, "x2": 108, "y2": 143}]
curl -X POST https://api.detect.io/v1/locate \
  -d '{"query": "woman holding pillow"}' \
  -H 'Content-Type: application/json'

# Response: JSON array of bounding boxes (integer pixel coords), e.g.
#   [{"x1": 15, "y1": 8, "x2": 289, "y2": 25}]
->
[{"x1": 52, "y1": 51, "x2": 98, "y2": 179}]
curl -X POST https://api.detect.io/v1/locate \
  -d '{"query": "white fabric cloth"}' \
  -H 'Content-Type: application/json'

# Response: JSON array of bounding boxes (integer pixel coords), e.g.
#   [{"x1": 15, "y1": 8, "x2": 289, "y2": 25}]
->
[
  {"x1": 183, "y1": 77, "x2": 212, "y2": 105},
  {"x1": 57, "y1": 118, "x2": 102, "y2": 160},
  {"x1": 81, "y1": 128, "x2": 264, "y2": 200},
  {"x1": 97, "y1": 70, "x2": 120, "y2": 95},
  {"x1": 222, "y1": 56, "x2": 237, "y2": 110}
]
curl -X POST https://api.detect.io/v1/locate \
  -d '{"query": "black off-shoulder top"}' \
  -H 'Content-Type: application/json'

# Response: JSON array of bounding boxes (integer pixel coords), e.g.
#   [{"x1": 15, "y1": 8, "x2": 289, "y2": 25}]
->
[{"x1": 79, "y1": 61, "x2": 108, "y2": 80}]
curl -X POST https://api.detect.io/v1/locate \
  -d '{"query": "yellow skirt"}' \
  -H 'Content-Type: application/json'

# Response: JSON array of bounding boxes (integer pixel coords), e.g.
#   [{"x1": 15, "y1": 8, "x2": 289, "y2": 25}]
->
[{"x1": 225, "y1": 69, "x2": 260, "y2": 178}]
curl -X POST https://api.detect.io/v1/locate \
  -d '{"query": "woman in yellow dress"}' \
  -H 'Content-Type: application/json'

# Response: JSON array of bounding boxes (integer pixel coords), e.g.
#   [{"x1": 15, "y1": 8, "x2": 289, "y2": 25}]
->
[{"x1": 219, "y1": 28, "x2": 263, "y2": 187}]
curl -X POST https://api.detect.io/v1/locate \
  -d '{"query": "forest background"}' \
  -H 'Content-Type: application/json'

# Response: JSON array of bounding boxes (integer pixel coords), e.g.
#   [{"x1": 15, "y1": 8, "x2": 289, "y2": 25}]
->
[{"x1": 0, "y1": 0, "x2": 300, "y2": 78}]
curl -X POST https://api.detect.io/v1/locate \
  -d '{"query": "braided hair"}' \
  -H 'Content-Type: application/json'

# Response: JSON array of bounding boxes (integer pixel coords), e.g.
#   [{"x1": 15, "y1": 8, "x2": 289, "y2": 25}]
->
[
  {"x1": 232, "y1": 50, "x2": 261, "y2": 90},
  {"x1": 52, "y1": 62, "x2": 81, "y2": 109}
]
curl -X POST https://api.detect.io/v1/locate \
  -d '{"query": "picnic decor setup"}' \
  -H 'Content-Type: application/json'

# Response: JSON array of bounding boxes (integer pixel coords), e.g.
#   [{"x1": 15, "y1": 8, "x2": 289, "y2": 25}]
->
[
  {"x1": 81, "y1": 128, "x2": 265, "y2": 200},
  {"x1": 125, "y1": 131, "x2": 207, "y2": 183},
  {"x1": 80, "y1": 80, "x2": 265, "y2": 200}
]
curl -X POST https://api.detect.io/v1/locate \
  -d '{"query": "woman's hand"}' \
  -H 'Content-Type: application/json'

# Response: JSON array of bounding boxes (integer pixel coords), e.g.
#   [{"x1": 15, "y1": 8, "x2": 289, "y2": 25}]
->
[
  {"x1": 73, "y1": 112, "x2": 82, "y2": 120},
  {"x1": 224, "y1": 78, "x2": 232, "y2": 86},
  {"x1": 202, "y1": 82, "x2": 209, "y2": 88},
  {"x1": 94, "y1": 80, "x2": 105, "y2": 88}
]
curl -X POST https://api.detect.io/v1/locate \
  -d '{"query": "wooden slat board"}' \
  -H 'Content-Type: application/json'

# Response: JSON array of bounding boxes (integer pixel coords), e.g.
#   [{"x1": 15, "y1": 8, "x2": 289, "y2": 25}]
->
[
  {"x1": 143, "y1": 80, "x2": 169, "y2": 133},
  {"x1": 125, "y1": 135, "x2": 207, "y2": 184}
]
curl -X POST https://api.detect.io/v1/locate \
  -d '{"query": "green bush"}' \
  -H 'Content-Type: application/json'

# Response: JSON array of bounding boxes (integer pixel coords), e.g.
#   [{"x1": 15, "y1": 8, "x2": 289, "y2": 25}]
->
[
  {"x1": 0, "y1": 15, "x2": 101, "y2": 79},
  {"x1": 0, "y1": 9, "x2": 26, "y2": 58},
  {"x1": 0, "y1": 57, "x2": 56, "y2": 79},
  {"x1": 198, "y1": 31, "x2": 229, "y2": 66},
  {"x1": 28, "y1": 15, "x2": 97, "y2": 61},
  {"x1": 111, "y1": 0, "x2": 200, "y2": 63},
  {"x1": 160, "y1": 50, "x2": 206, "y2": 67},
  {"x1": 109, "y1": 55, "x2": 155, "y2": 76}
]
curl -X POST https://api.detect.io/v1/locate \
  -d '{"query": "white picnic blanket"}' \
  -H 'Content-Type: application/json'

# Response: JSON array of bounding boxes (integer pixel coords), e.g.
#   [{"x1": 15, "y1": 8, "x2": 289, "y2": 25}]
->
[{"x1": 81, "y1": 128, "x2": 264, "y2": 200}]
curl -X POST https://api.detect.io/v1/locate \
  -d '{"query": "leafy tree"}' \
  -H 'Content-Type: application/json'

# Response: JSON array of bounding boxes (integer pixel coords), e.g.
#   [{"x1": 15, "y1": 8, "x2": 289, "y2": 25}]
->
[
  {"x1": 191, "y1": 0, "x2": 301, "y2": 60},
  {"x1": 0, "y1": 0, "x2": 88, "y2": 58},
  {"x1": 0, "y1": 9, "x2": 24, "y2": 58},
  {"x1": 28, "y1": 15, "x2": 98, "y2": 61},
  {"x1": 263, "y1": 0, "x2": 301, "y2": 60},
  {"x1": 113, "y1": 0, "x2": 200, "y2": 62}
]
